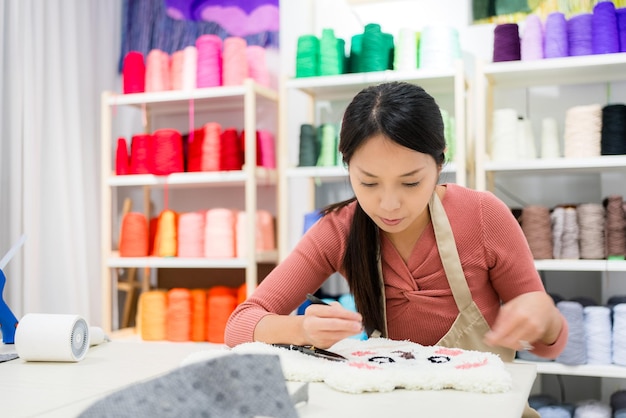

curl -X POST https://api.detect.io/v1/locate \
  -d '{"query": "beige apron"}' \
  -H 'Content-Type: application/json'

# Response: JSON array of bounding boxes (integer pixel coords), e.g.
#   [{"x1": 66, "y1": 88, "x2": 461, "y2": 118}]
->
[{"x1": 376, "y1": 191, "x2": 539, "y2": 418}]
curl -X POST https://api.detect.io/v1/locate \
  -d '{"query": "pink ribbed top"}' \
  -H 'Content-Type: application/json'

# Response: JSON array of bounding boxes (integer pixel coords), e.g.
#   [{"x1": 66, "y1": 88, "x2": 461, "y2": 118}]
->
[{"x1": 225, "y1": 184, "x2": 568, "y2": 358}]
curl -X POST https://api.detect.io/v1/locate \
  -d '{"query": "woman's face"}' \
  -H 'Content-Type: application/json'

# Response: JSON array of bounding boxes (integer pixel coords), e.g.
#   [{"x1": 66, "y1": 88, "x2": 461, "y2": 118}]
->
[{"x1": 348, "y1": 134, "x2": 440, "y2": 237}]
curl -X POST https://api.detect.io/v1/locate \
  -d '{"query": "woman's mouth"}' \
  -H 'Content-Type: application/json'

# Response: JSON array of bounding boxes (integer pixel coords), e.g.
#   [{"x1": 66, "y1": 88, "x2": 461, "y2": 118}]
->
[{"x1": 380, "y1": 217, "x2": 402, "y2": 226}]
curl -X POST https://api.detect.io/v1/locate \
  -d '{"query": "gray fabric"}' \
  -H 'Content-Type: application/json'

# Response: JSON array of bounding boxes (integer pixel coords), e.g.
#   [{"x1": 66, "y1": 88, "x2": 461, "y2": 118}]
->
[
  {"x1": 79, "y1": 354, "x2": 300, "y2": 418},
  {"x1": 0, "y1": 352, "x2": 18, "y2": 363}
]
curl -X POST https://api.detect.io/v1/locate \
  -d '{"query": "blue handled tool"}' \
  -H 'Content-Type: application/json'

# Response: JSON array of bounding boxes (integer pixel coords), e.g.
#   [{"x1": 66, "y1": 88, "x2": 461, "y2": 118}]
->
[
  {"x1": 0, "y1": 235, "x2": 26, "y2": 344},
  {"x1": 306, "y1": 293, "x2": 382, "y2": 338}
]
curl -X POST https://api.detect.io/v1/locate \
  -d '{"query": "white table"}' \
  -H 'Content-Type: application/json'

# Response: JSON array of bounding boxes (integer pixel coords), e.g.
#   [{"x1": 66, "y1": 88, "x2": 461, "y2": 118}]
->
[{"x1": 0, "y1": 337, "x2": 537, "y2": 418}]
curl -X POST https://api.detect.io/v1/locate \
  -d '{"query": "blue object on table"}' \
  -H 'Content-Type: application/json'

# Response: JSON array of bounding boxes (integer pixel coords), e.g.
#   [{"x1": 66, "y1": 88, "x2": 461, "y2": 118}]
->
[
  {"x1": 0, "y1": 234, "x2": 26, "y2": 344},
  {"x1": 0, "y1": 269, "x2": 18, "y2": 344}
]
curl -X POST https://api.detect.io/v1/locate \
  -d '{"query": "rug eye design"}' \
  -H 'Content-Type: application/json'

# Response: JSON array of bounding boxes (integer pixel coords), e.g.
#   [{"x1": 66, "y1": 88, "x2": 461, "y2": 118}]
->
[
  {"x1": 367, "y1": 356, "x2": 396, "y2": 364},
  {"x1": 427, "y1": 355, "x2": 450, "y2": 364}
]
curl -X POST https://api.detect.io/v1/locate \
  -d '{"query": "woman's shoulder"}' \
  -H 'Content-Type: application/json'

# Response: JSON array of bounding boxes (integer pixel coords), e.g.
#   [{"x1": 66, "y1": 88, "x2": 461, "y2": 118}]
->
[
  {"x1": 306, "y1": 199, "x2": 357, "y2": 237},
  {"x1": 296, "y1": 200, "x2": 356, "y2": 260},
  {"x1": 321, "y1": 199, "x2": 357, "y2": 225},
  {"x1": 444, "y1": 183, "x2": 495, "y2": 200},
  {"x1": 443, "y1": 184, "x2": 511, "y2": 217}
]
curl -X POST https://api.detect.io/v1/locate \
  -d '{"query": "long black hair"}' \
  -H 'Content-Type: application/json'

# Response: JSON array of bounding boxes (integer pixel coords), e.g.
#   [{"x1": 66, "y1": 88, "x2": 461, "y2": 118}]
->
[{"x1": 323, "y1": 81, "x2": 447, "y2": 335}]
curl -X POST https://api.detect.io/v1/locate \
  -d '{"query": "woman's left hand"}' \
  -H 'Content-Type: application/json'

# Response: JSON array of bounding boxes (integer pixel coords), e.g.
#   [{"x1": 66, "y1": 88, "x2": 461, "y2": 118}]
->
[{"x1": 483, "y1": 291, "x2": 562, "y2": 351}]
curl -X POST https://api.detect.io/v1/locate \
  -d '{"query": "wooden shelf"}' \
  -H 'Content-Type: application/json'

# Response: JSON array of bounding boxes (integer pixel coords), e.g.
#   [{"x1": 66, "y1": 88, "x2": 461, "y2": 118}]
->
[
  {"x1": 285, "y1": 68, "x2": 460, "y2": 100},
  {"x1": 101, "y1": 80, "x2": 279, "y2": 332},
  {"x1": 107, "y1": 168, "x2": 277, "y2": 187},
  {"x1": 482, "y1": 53, "x2": 626, "y2": 88},
  {"x1": 475, "y1": 53, "x2": 626, "y2": 384},
  {"x1": 534, "y1": 259, "x2": 626, "y2": 272},
  {"x1": 474, "y1": 54, "x2": 626, "y2": 191},
  {"x1": 107, "y1": 250, "x2": 279, "y2": 269},
  {"x1": 106, "y1": 80, "x2": 278, "y2": 115},
  {"x1": 484, "y1": 155, "x2": 626, "y2": 175},
  {"x1": 517, "y1": 360, "x2": 626, "y2": 379}
]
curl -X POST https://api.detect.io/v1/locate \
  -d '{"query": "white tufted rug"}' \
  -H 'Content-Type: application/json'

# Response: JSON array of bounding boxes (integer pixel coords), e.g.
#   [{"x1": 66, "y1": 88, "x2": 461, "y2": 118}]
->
[{"x1": 182, "y1": 337, "x2": 512, "y2": 394}]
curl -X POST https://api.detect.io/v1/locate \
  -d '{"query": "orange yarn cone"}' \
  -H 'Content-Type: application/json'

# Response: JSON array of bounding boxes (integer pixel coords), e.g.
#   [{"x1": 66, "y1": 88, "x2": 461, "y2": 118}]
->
[
  {"x1": 190, "y1": 289, "x2": 208, "y2": 342},
  {"x1": 139, "y1": 290, "x2": 167, "y2": 341},
  {"x1": 166, "y1": 288, "x2": 191, "y2": 342},
  {"x1": 119, "y1": 212, "x2": 149, "y2": 257},
  {"x1": 153, "y1": 210, "x2": 178, "y2": 257},
  {"x1": 206, "y1": 286, "x2": 238, "y2": 343}
]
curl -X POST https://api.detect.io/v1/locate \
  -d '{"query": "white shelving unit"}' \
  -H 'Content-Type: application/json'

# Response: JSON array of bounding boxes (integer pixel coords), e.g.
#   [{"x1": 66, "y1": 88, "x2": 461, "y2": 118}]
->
[
  {"x1": 100, "y1": 79, "x2": 279, "y2": 332},
  {"x1": 474, "y1": 53, "x2": 626, "y2": 381},
  {"x1": 474, "y1": 53, "x2": 626, "y2": 191},
  {"x1": 277, "y1": 63, "x2": 467, "y2": 260},
  {"x1": 482, "y1": 155, "x2": 626, "y2": 175}
]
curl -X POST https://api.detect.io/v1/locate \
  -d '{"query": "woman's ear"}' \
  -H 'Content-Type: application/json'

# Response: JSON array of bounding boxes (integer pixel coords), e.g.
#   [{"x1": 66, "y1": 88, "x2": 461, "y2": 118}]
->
[{"x1": 439, "y1": 150, "x2": 446, "y2": 173}]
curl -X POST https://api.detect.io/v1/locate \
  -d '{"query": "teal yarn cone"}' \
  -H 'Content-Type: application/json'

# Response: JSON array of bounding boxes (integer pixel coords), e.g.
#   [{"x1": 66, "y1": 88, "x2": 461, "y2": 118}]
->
[
  {"x1": 337, "y1": 38, "x2": 347, "y2": 74},
  {"x1": 316, "y1": 124, "x2": 338, "y2": 166},
  {"x1": 349, "y1": 34, "x2": 363, "y2": 73},
  {"x1": 320, "y1": 28, "x2": 346, "y2": 76},
  {"x1": 298, "y1": 124, "x2": 318, "y2": 166},
  {"x1": 361, "y1": 23, "x2": 393, "y2": 72},
  {"x1": 296, "y1": 34, "x2": 320, "y2": 78},
  {"x1": 349, "y1": 23, "x2": 394, "y2": 73}
]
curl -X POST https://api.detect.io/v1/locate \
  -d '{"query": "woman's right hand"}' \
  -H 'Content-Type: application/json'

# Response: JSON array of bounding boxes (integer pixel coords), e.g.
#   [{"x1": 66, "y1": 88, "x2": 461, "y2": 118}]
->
[{"x1": 302, "y1": 302, "x2": 364, "y2": 348}]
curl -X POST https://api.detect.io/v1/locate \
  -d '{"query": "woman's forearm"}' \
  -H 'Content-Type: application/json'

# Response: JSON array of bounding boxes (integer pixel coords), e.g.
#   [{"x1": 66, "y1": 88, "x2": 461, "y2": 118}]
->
[
  {"x1": 541, "y1": 307, "x2": 564, "y2": 345},
  {"x1": 253, "y1": 313, "x2": 308, "y2": 345},
  {"x1": 252, "y1": 304, "x2": 364, "y2": 348}
]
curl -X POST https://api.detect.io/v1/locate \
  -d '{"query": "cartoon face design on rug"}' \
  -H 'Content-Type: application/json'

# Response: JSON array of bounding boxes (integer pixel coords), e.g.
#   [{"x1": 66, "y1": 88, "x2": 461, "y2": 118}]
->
[
  {"x1": 228, "y1": 338, "x2": 513, "y2": 394},
  {"x1": 345, "y1": 345, "x2": 488, "y2": 370}
]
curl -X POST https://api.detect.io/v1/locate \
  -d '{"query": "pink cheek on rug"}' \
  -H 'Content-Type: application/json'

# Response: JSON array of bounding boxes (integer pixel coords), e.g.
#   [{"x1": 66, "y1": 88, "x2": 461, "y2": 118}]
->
[
  {"x1": 455, "y1": 358, "x2": 488, "y2": 369},
  {"x1": 434, "y1": 348, "x2": 464, "y2": 356},
  {"x1": 348, "y1": 361, "x2": 382, "y2": 370},
  {"x1": 350, "y1": 350, "x2": 377, "y2": 357}
]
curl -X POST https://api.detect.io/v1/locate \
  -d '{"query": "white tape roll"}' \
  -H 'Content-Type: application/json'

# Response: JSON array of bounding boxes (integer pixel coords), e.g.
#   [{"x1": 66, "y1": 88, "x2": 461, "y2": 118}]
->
[{"x1": 15, "y1": 313, "x2": 90, "y2": 362}]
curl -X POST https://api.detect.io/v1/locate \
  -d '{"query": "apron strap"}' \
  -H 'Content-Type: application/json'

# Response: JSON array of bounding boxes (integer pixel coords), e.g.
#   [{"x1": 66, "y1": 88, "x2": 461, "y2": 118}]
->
[
  {"x1": 377, "y1": 256, "x2": 389, "y2": 337},
  {"x1": 429, "y1": 191, "x2": 473, "y2": 312}
]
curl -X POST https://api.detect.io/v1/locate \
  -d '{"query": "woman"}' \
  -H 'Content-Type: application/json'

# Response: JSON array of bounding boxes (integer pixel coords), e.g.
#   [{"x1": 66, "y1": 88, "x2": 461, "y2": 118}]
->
[{"x1": 225, "y1": 81, "x2": 567, "y2": 363}]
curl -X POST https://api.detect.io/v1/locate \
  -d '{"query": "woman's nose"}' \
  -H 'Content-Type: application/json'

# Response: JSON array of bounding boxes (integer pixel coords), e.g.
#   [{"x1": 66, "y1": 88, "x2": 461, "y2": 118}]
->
[{"x1": 379, "y1": 190, "x2": 401, "y2": 211}]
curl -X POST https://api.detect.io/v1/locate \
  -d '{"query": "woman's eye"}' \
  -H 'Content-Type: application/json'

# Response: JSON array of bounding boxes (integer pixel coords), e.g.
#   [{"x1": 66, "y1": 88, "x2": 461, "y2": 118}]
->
[
  {"x1": 403, "y1": 182, "x2": 419, "y2": 187},
  {"x1": 360, "y1": 182, "x2": 376, "y2": 188}
]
